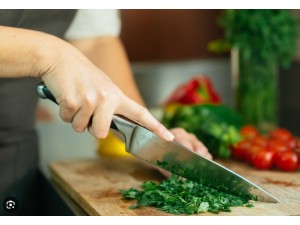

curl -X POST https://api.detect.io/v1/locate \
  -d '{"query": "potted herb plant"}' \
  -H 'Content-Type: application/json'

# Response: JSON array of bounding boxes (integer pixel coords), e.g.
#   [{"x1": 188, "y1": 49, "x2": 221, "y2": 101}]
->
[{"x1": 209, "y1": 10, "x2": 298, "y2": 133}]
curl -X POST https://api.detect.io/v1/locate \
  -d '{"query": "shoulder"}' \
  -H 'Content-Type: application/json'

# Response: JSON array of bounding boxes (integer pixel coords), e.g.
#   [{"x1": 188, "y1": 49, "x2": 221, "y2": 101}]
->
[{"x1": 64, "y1": 9, "x2": 121, "y2": 40}]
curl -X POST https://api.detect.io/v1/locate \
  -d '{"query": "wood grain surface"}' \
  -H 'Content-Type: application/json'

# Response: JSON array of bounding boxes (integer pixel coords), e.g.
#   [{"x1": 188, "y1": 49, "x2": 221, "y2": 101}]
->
[{"x1": 50, "y1": 157, "x2": 300, "y2": 216}]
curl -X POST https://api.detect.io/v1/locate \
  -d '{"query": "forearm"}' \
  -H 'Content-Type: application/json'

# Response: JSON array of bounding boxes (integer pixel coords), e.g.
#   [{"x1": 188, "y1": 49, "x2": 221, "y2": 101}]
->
[
  {"x1": 0, "y1": 26, "x2": 63, "y2": 78},
  {"x1": 68, "y1": 37, "x2": 145, "y2": 105}
]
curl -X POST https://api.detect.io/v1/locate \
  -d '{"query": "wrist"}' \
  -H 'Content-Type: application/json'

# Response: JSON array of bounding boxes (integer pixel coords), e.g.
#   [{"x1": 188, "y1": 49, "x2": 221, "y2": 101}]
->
[
  {"x1": 0, "y1": 26, "x2": 66, "y2": 78},
  {"x1": 31, "y1": 32, "x2": 65, "y2": 78}
]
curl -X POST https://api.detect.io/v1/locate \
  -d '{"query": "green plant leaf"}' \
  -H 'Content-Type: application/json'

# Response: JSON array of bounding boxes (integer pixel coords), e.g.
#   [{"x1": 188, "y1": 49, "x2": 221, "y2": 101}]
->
[{"x1": 215, "y1": 9, "x2": 298, "y2": 69}]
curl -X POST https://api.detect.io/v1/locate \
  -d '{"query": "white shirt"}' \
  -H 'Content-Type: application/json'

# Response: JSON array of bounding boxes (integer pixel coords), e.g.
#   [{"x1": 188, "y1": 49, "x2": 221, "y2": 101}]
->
[{"x1": 64, "y1": 9, "x2": 121, "y2": 40}]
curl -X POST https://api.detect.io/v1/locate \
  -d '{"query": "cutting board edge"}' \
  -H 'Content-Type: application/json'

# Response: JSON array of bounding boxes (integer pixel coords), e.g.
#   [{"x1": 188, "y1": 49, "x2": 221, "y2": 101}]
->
[{"x1": 50, "y1": 162, "x2": 101, "y2": 216}]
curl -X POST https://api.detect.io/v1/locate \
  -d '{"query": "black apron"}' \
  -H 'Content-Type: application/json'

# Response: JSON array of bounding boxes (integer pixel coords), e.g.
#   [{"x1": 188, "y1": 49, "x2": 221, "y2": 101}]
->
[{"x1": 0, "y1": 9, "x2": 77, "y2": 215}]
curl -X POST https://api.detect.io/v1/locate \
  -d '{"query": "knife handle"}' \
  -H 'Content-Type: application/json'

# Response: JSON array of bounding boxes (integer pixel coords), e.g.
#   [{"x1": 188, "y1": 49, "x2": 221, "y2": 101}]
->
[{"x1": 36, "y1": 83, "x2": 137, "y2": 146}]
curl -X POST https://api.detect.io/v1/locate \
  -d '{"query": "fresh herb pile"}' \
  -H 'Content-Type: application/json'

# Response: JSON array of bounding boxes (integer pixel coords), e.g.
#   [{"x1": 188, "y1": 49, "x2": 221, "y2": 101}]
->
[
  {"x1": 121, "y1": 174, "x2": 254, "y2": 215},
  {"x1": 209, "y1": 10, "x2": 297, "y2": 68}
]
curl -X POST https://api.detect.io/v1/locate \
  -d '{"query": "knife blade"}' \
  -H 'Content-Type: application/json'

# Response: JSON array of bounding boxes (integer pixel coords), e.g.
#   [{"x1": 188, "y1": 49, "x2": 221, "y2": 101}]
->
[{"x1": 36, "y1": 83, "x2": 279, "y2": 203}]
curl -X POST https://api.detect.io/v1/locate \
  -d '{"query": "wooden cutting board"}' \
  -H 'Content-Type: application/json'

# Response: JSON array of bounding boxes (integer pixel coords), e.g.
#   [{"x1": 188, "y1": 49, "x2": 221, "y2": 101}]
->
[{"x1": 50, "y1": 157, "x2": 300, "y2": 216}]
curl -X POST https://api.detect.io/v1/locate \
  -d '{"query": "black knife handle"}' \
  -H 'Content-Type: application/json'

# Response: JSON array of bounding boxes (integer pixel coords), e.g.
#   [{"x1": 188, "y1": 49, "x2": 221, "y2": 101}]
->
[{"x1": 36, "y1": 82, "x2": 118, "y2": 131}]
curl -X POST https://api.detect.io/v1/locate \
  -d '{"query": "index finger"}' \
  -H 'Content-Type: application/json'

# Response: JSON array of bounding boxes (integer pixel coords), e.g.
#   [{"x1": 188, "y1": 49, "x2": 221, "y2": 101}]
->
[{"x1": 118, "y1": 97, "x2": 174, "y2": 141}]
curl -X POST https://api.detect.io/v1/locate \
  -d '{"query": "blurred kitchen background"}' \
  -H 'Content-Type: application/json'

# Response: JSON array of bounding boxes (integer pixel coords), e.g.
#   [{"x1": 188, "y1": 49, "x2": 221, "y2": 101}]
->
[{"x1": 37, "y1": 9, "x2": 300, "y2": 176}]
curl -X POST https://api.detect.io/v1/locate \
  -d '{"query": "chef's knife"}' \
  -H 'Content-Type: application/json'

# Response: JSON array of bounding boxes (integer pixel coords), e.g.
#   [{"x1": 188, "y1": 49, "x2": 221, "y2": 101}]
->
[{"x1": 37, "y1": 83, "x2": 279, "y2": 203}]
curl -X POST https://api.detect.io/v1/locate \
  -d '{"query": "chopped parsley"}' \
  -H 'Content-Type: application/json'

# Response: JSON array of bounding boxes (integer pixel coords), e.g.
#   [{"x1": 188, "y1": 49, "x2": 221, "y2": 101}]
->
[{"x1": 121, "y1": 174, "x2": 255, "y2": 215}]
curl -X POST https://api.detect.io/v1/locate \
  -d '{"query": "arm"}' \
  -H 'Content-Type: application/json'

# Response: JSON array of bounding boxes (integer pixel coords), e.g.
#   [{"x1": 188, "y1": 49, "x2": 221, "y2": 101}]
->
[
  {"x1": 0, "y1": 26, "x2": 174, "y2": 141},
  {"x1": 0, "y1": 26, "x2": 54, "y2": 78}
]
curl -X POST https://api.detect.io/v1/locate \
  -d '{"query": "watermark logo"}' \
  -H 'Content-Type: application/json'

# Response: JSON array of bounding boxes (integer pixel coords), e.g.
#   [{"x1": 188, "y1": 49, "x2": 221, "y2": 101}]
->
[{"x1": 3, "y1": 197, "x2": 18, "y2": 212}]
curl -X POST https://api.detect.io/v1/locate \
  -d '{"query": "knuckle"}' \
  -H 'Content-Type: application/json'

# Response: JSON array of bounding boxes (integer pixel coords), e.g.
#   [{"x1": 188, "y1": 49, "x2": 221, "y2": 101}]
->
[
  {"x1": 84, "y1": 93, "x2": 96, "y2": 109},
  {"x1": 169, "y1": 128, "x2": 181, "y2": 138},
  {"x1": 178, "y1": 128, "x2": 186, "y2": 133},
  {"x1": 152, "y1": 123, "x2": 164, "y2": 133},
  {"x1": 59, "y1": 110, "x2": 73, "y2": 123},
  {"x1": 98, "y1": 90, "x2": 108, "y2": 102},
  {"x1": 172, "y1": 128, "x2": 186, "y2": 134},
  {"x1": 63, "y1": 96, "x2": 79, "y2": 111}
]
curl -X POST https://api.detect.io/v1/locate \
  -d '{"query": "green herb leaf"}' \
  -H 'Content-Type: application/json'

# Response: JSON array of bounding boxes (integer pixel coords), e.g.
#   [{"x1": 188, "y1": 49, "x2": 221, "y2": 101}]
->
[
  {"x1": 218, "y1": 10, "x2": 297, "y2": 69},
  {"x1": 121, "y1": 174, "x2": 255, "y2": 215}
]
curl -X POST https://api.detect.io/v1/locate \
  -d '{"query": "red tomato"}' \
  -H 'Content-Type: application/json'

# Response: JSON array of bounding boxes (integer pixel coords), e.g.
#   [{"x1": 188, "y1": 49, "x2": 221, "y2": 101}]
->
[
  {"x1": 240, "y1": 125, "x2": 259, "y2": 140},
  {"x1": 252, "y1": 150, "x2": 275, "y2": 170},
  {"x1": 275, "y1": 151, "x2": 298, "y2": 172},
  {"x1": 286, "y1": 137, "x2": 297, "y2": 150},
  {"x1": 269, "y1": 128, "x2": 292, "y2": 141},
  {"x1": 231, "y1": 140, "x2": 251, "y2": 160},
  {"x1": 245, "y1": 144, "x2": 264, "y2": 164},
  {"x1": 252, "y1": 136, "x2": 269, "y2": 148},
  {"x1": 268, "y1": 139, "x2": 291, "y2": 153},
  {"x1": 296, "y1": 138, "x2": 300, "y2": 149}
]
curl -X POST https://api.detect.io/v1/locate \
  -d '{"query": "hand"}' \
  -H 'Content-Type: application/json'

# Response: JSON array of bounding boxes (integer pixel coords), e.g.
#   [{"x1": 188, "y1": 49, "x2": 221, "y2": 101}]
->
[
  {"x1": 170, "y1": 128, "x2": 212, "y2": 160},
  {"x1": 38, "y1": 38, "x2": 174, "y2": 141},
  {"x1": 156, "y1": 128, "x2": 212, "y2": 177}
]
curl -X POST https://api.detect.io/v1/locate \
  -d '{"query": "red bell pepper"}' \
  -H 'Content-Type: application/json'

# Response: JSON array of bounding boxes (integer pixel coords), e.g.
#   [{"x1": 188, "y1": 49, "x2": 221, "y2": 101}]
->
[{"x1": 164, "y1": 76, "x2": 221, "y2": 105}]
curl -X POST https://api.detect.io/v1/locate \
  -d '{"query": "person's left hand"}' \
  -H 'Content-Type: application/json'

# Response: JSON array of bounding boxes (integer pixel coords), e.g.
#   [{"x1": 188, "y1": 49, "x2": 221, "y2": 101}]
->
[
  {"x1": 170, "y1": 128, "x2": 212, "y2": 160},
  {"x1": 157, "y1": 128, "x2": 212, "y2": 177}
]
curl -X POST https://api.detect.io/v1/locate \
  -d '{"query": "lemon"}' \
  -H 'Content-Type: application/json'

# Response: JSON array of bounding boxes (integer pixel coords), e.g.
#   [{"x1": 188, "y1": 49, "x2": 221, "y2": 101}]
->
[{"x1": 97, "y1": 131, "x2": 131, "y2": 158}]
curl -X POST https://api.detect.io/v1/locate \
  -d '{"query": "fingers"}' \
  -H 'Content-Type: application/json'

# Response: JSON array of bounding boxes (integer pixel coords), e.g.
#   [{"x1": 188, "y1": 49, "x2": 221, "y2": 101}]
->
[
  {"x1": 170, "y1": 128, "x2": 213, "y2": 160},
  {"x1": 39, "y1": 41, "x2": 175, "y2": 142},
  {"x1": 71, "y1": 106, "x2": 94, "y2": 133},
  {"x1": 59, "y1": 96, "x2": 80, "y2": 123},
  {"x1": 90, "y1": 104, "x2": 114, "y2": 139},
  {"x1": 118, "y1": 97, "x2": 174, "y2": 141},
  {"x1": 190, "y1": 134, "x2": 213, "y2": 160},
  {"x1": 195, "y1": 142, "x2": 212, "y2": 160}
]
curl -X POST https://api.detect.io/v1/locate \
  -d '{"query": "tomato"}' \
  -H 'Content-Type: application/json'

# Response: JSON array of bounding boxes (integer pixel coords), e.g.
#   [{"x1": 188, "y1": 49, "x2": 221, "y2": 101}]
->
[
  {"x1": 231, "y1": 140, "x2": 251, "y2": 160},
  {"x1": 240, "y1": 125, "x2": 259, "y2": 140},
  {"x1": 252, "y1": 150, "x2": 275, "y2": 170},
  {"x1": 245, "y1": 144, "x2": 264, "y2": 164},
  {"x1": 296, "y1": 138, "x2": 300, "y2": 150},
  {"x1": 286, "y1": 137, "x2": 297, "y2": 150},
  {"x1": 275, "y1": 151, "x2": 298, "y2": 172},
  {"x1": 233, "y1": 125, "x2": 299, "y2": 172},
  {"x1": 252, "y1": 136, "x2": 269, "y2": 148},
  {"x1": 268, "y1": 139, "x2": 291, "y2": 153},
  {"x1": 269, "y1": 128, "x2": 292, "y2": 141}
]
